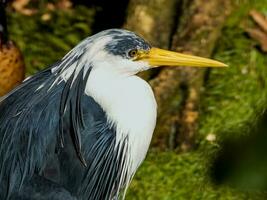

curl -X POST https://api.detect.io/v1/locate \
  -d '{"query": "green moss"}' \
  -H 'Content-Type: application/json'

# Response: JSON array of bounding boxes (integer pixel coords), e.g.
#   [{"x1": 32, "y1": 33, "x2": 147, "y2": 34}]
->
[
  {"x1": 7, "y1": 6, "x2": 95, "y2": 75},
  {"x1": 127, "y1": 151, "x2": 265, "y2": 199},
  {"x1": 198, "y1": 0, "x2": 267, "y2": 145}
]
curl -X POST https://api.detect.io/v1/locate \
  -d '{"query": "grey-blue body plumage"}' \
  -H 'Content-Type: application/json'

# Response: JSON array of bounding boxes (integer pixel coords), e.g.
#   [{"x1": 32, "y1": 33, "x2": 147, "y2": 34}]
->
[{"x1": 0, "y1": 66, "x2": 125, "y2": 199}]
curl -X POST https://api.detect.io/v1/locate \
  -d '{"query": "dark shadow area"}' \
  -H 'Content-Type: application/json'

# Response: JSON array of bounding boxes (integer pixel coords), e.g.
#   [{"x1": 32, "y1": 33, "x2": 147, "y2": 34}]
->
[
  {"x1": 72, "y1": 0, "x2": 129, "y2": 33},
  {"x1": 0, "y1": 0, "x2": 8, "y2": 44},
  {"x1": 209, "y1": 109, "x2": 267, "y2": 192}
]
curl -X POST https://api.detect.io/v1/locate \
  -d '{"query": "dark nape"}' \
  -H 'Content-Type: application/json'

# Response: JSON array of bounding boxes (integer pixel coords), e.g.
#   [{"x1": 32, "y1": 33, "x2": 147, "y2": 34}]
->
[{"x1": 72, "y1": 0, "x2": 130, "y2": 33}]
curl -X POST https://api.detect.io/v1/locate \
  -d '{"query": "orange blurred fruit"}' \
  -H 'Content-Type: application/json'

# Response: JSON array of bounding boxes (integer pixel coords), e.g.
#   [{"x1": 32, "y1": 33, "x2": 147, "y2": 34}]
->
[{"x1": 0, "y1": 41, "x2": 25, "y2": 96}]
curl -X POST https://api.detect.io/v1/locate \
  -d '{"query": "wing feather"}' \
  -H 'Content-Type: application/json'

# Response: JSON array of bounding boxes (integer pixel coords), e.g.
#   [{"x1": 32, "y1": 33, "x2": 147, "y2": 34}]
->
[
  {"x1": 0, "y1": 50, "x2": 131, "y2": 200},
  {"x1": 0, "y1": 55, "x2": 92, "y2": 198}
]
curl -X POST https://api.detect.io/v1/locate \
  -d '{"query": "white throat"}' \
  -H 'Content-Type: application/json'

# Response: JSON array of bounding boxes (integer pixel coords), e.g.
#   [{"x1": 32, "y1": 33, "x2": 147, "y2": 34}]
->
[{"x1": 85, "y1": 67, "x2": 157, "y2": 174}]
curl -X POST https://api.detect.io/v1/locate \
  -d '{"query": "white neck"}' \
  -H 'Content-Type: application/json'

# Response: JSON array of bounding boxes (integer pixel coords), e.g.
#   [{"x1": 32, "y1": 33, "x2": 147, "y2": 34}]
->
[{"x1": 85, "y1": 67, "x2": 157, "y2": 175}]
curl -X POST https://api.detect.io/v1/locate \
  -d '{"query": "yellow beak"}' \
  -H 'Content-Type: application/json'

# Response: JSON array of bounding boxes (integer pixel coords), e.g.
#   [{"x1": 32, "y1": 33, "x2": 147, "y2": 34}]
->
[{"x1": 139, "y1": 47, "x2": 227, "y2": 68}]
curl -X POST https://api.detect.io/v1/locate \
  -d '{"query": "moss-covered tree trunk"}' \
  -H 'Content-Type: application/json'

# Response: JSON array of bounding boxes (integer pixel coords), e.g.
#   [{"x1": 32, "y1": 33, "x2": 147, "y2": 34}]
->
[
  {"x1": 124, "y1": 0, "x2": 180, "y2": 48},
  {"x1": 167, "y1": 0, "x2": 232, "y2": 151},
  {"x1": 124, "y1": 0, "x2": 182, "y2": 80},
  {"x1": 124, "y1": 0, "x2": 233, "y2": 150}
]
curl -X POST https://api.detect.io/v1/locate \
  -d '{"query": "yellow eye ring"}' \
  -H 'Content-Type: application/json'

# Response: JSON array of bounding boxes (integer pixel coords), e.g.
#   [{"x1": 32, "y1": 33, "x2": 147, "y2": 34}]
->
[{"x1": 128, "y1": 49, "x2": 138, "y2": 58}]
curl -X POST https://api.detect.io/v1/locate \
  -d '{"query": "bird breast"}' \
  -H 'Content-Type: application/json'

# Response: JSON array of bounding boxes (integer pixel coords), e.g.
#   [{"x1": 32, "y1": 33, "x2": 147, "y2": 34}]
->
[{"x1": 85, "y1": 67, "x2": 157, "y2": 174}]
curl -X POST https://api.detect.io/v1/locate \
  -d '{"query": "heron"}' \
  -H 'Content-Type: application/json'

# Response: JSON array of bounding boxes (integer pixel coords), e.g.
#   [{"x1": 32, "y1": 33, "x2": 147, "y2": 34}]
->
[{"x1": 0, "y1": 29, "x2": 226, "y2": 200}]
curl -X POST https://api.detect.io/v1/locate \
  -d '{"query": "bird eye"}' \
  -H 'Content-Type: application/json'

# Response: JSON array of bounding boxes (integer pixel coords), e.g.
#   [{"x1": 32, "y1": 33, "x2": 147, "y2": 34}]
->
[{"x1": 128, "y1": 49, "x2": 138, "y2": 58}]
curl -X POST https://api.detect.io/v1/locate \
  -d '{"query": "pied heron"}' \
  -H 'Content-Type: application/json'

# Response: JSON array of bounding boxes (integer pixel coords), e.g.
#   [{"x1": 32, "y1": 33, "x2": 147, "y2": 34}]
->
[{"x1": 0, "y1": 29, "x2": 226, "y2": 200}]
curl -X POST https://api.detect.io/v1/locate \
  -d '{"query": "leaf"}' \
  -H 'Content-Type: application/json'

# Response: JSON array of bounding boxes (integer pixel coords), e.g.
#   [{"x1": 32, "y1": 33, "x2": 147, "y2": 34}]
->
[
  {"x1": 250, "y1": 10, "x2": 267, "y2": 33},
  {"x1": 246, "y1": 10, "x2": 267, "y2": 52},
  {"x1": 246, "y1": 28, "x2": 267, "y2": 52}
]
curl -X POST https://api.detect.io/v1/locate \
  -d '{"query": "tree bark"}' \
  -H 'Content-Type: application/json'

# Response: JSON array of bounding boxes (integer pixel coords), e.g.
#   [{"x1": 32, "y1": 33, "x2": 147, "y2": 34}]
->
[
  {"x1": 124, "y1": 0, "x2": 180, "y2": 48},
  {"x1": 124, "y1": 0, "x2": 181, "y2": 80},
  {"x1": 151, "y1": 0, "x2": 232, "y2": 150},
  {"x1": 124, "y1": 0, "x2": 232, "y2": 150}
]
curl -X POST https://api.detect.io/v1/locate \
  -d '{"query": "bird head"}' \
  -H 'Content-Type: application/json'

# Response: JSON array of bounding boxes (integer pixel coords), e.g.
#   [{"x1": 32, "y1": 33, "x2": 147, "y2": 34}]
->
[{"x1": 75, "y1": 29, "x2": 227, "y2": 77}]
